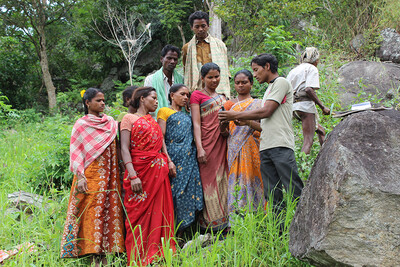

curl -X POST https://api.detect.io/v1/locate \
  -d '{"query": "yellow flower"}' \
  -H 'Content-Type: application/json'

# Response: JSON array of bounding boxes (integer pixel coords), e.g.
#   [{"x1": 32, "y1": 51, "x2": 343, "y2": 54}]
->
[{"x1": 80, "y1": 90, "x2": 86, "y2": 98}]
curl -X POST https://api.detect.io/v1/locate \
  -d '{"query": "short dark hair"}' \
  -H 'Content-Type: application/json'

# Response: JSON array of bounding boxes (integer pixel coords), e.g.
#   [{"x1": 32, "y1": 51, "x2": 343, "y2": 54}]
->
[
  {"x1": 161, "y1": 44, "x2": 181, "y2": 58},
  {"x1": 82, "y1": 87, "x2": 102, "y2": 115},
  {"x1": 122, "y1": 86, "x2": 138, "y2": 107},
  {"x1": 251, "y1": 53, "x2": 278, "y2": 74},
  {"x1": 168, "y1": 83, "x2": 187, "y2": 103},
  {"x1": 131, "y1": 87, "x2": 156, "y2": 109},
  {"x1": 200, "y1": 62, "x2": 220, "y2": 78},
  {"x1": 234, "y1": 69, "x2": 253, "y2": 84},
  {"x1": 188, "y1": 11, "x2": 209, "y2": 27}
]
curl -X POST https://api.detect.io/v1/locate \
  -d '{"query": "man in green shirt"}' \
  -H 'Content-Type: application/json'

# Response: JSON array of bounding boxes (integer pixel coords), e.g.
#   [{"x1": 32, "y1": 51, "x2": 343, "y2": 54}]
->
[{"x1": 218, "y1": 53, "x2": 303, "y2": 215}]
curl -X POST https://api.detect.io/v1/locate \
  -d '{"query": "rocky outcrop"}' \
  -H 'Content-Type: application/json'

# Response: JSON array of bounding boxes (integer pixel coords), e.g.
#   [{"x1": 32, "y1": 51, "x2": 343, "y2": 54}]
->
[
  {"x1": 289, "y1": 110, "x2": 400, "y2": 267},
  {"x1": 376, "y1": 28, "x2": 400, "y2": 63},
  {"x1": 8, "y1": 191, "x2": 52, "y2": 214},
  {"x1": 337, "y1": 61, "x2": 400, "y2": 108},
  {"x1": 350, "y1": 34, "x2": 365, "y2": 54}
]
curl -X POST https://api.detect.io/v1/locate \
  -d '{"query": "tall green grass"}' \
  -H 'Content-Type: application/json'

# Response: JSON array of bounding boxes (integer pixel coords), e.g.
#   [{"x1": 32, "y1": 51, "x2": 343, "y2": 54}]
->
[{"x1": 0, "y1": 115, "x2": 312, "y2": 266}]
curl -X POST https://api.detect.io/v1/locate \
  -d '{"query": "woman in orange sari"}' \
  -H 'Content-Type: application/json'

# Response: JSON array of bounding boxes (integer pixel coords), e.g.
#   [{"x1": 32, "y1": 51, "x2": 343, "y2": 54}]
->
[
  {"x1": 223, "y1": 70, "x2": 265, "y2": 222},
  {"x1": 190, "y1": 63, "x2": 229, "y2": 232},
  {"x1": 61, "y1": 88, "x2": 125, "y2": 267},
  {"x1": 120, "y1": 87, "x2": 176, "y2": 266}
]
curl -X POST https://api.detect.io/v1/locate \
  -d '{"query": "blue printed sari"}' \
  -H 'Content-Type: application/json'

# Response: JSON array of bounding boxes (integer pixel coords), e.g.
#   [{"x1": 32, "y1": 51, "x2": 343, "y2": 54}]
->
[{"x1": 165, "y1": 110, "x2": 204, "y2": 230}]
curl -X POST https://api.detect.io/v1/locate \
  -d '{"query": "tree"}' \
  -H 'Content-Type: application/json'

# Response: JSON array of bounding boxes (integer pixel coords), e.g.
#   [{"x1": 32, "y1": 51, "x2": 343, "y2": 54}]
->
[
  {"x1": 93, "y1": 1, "x2": 152, "y2": 86},
  {"x1": 206, "y1": 0, "x2": 222, "y2": 40},
  {"x1": 0, "y1": 0, "x2": 77, "y2": 113}
]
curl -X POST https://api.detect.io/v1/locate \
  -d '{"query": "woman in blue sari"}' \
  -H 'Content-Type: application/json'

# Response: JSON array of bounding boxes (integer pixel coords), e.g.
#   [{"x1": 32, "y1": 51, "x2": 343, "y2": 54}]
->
[{"x1": 157, "y1": 84, "x2": 204, "y2": 238}]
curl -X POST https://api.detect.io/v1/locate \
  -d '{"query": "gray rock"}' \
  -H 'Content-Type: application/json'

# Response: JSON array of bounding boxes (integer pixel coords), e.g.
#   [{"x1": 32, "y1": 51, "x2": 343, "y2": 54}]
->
[
  {"x1": 181, "y1": 233, "x2": 215, "y2": 251},
  {"x1": 376, "y1": 28, "x2": 400, "y2": 63},
  {"x1": 289, "y1": 110, "x2": 400, "y2": 267},
  {"x1": 8, "y1": 191, "x2": 51, "y2": 214},
  {"x1": 100, "y1": 67, "x2": 118, "y2": 93},
  {"x1": 350, "y1": 34, "x2": 365, "y2": 54},
  {"x1": 337, "y1": 61, "x2": 400, "y2": 108}
]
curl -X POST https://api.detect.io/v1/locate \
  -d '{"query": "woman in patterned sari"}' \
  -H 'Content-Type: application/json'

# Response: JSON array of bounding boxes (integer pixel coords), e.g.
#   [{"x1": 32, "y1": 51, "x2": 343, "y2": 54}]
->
[
  {"x1": 120, "y1": 87, "x2": 176, "y2": 266},
  {"x1": 157, "y1": 84, "x2": 204, "y2": 239},
  {"x1": 223, "y1": 70, "x2": 265, "y2": 223},
  {"x1": 61, "y1": 88, "x2": 125, "y2": 267},
  {"x1": 190, "y1": 63, "x2": 229, "y2": 232}
]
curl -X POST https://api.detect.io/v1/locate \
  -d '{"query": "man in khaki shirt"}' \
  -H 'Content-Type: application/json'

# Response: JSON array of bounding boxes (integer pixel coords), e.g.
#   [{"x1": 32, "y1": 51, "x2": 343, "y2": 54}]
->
[{"x1": 182, "y1": 11, "x2": 230, "y2": 97}]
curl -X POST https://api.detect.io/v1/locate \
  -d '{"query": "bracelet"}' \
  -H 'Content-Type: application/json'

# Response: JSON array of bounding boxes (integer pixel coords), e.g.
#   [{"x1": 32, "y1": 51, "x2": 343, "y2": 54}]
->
[
  {"x1": 248, "y1": 121, "x2": 252, "y2": 127},
  {"x1": 124, "y1": 161, "x2": 132, "y2": 166},
  {"x1": 129, "y1": 175, "x2": 139, "y2": 180}
]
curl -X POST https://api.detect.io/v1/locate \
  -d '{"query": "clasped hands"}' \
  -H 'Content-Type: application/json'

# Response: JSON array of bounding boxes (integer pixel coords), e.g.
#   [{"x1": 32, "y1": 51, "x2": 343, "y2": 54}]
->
[{"x1": 218, "y1": 110, "x2": 248, "y2": 126}]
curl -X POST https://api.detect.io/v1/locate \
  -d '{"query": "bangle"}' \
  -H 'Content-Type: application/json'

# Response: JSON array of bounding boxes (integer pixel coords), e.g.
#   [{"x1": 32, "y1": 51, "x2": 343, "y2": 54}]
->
[
  {"x1": 129, "y1": 175, "x2": 138, "y2": 180},
  {"x1": 124, "y1": 161, "x2": 132, "y2": 166},
  {"x1": 248, "y1": 121, "x2": 252, "y2": 127}
]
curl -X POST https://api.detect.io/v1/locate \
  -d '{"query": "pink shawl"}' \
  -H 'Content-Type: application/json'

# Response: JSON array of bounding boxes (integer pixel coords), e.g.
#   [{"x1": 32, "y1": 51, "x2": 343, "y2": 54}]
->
[{"x1": 69, "y1": 114, "x2": 118, "y2": 177}]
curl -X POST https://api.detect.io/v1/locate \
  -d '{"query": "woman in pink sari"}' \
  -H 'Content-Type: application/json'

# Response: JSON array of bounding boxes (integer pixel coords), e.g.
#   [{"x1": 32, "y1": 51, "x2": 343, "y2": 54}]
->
[
  {"x1": 190, "y1": 63, "x2": 229, "y2": 232},
  {"x1": 120, "y1": 87, "x2": 176, "y2": 266}
]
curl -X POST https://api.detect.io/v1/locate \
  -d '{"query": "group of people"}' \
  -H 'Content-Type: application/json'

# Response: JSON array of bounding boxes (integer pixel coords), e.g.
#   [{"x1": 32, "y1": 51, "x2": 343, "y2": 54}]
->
[{"x1": 60, "y1": 10, "x2": 330, "y2": 267}]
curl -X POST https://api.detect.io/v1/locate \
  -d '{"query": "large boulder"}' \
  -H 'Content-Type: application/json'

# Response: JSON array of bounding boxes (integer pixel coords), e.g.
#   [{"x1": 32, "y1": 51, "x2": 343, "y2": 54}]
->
[
  {"x1": 337, "y1": 61, "x2": 400, "y2": 108},
  {"x1": 376, "y1": 28, "x2": 400, "y2": 63},
  {"x1": 289, "y1": 110, "x2": 400, "y2": 267}
]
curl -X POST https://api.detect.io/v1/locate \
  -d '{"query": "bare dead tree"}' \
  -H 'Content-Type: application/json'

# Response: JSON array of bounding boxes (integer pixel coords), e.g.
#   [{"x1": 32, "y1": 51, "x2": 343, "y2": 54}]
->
[{"x1": 93, "y1": 2, "x2": 152, "y2": 85}]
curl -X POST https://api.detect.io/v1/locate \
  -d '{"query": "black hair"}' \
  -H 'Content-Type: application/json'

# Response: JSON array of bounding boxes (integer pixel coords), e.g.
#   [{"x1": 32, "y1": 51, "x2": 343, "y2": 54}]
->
[
  {"x1": 234, "y1": 69, "x2": 253, "y2": 84},
  {"x1": 168, "y1": 83, "x2": 187, "y2": 103},
  {"x1": 122, "y1": 86, "x2": 138, "y2": 107},
  {"x1": 251, "y1": 53, "x2": 278, "y2": 74},
  {"x1": 131, "y1": 87, "x2": 156, "y2": 109},
  {"x1": 82, "y1": 87, "x2": 102, "y2": 115},
  {"x1": 161, "y1": 44, "x2": 181, "y2": 58},
  {"x1": 188, "y1": 11, "x2": 209, "y2": 27},
  {"x1": 200, "y1": 62, "x2": 220, "y2": 78}
]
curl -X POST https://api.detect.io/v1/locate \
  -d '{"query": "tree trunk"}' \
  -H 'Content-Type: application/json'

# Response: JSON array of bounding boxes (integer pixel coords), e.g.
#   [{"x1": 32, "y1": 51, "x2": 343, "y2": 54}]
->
[
  {"x1": 177, "y1": 24, "x2": 186, "y2": 47},
  {"x1": 38, "y1": 0, "x2": 57, "y2": 113},
  {"x1": 208, "y1": 1, "x2": 222, "y2": 39},
  {"x1": 39, "y1": 31, "x2": 57, "y2": 112}
]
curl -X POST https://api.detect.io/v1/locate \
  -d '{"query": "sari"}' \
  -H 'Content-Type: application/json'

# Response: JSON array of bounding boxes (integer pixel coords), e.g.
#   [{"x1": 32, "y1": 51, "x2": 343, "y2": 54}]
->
[
  {"x1": 159, "y1": 108, "x2": 204, "y2": 231},
  {"x1": 224, "y1": 98, "x2": 265, "y2": 220},
  {"x1": 190, "y1": 91, "x2": 229, "y2": 231},
  {"x1": 60, "y1": 139, "x2": 125, "y2": 258},
  {"x1": 122, "y1": 114, "x2": 175, "y2": 266}
]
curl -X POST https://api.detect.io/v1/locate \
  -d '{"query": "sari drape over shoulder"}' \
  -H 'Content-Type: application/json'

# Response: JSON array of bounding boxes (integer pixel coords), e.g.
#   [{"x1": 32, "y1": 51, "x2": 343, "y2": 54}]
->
[
  {"x1": 191, "y1": 91, "x2": 229, "y2": 231},
  {"x1": 61, "y1": 138, "x2": 125, "y2": 258},
  {"x1": 224, "y1": 98, "x2": 265, "y2": 218},
  {"x1": 159, "y1": 108, "x2": 204, "y2": 231},
  {"x1": 123, "y1": 114, "x2": 175, "y2": 266}
]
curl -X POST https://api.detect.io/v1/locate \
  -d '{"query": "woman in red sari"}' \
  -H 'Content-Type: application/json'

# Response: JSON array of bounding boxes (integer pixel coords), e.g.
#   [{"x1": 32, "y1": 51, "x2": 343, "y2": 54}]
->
[
  {"x1": 120, "y1": 87, "x2": 176, "y2": 266},
  {"x1": 190, "y1": 63, "x2": 229, "y2": 232}
]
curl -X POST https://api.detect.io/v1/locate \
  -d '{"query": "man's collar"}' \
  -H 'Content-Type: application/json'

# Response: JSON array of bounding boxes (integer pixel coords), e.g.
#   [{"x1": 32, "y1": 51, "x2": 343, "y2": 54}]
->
[{"x1": 196, "y1": 34, "x2": 210, "y2": 44}]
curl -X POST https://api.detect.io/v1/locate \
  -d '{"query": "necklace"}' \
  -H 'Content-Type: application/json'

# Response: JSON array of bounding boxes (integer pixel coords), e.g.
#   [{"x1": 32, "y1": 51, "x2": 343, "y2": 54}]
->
[
  {"x1": 170, "y1": 106, "x2": 181, "y2": 112},
  {"x1": 134, "y1": 112, "x2": 146, "y2": 117},
  {"x1": 203, "y1": 88, "x2": 217, "y2": 97}
]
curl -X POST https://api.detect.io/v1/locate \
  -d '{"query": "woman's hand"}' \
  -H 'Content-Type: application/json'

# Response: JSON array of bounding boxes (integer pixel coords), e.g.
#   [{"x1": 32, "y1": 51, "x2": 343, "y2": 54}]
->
[
  {"x1": 168, "y1": 161, "x2": 177, "y2": 178},
  {"x1": 130, "y1": 178, "x2": 143, "y2": 194},
  {"x1": 76, "y1": 174, "x2": 88, "y2": 193},
  {"x1": 234, "y1": 119, "x2": 249, "y2": 126},
  {"x1": 197, "y1": 147, "x2": 207, "y2": 164}
]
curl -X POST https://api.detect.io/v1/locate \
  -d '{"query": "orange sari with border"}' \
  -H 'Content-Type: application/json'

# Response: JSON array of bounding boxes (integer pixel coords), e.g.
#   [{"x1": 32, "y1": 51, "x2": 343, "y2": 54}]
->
[
  {"x1": 224, "y1": 99, "x2": 265, "y2": 220},
  {"x1": 61, "y1": 139, "x2": 125, "y2": 258}
]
